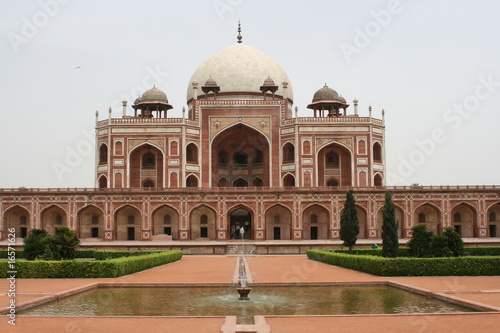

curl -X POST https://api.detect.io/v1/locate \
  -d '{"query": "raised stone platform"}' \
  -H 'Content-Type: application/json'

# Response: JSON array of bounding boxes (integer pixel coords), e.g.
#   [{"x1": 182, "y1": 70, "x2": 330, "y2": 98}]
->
[{"x1": 4, "y1": 238, "x2": 500, "y2": 255}]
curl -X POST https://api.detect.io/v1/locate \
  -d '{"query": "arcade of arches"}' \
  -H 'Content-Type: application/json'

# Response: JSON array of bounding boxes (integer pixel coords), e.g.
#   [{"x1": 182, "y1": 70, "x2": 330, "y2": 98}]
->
[{"x1": 2, "y1": 193, "x2": 500, "y2": 241}]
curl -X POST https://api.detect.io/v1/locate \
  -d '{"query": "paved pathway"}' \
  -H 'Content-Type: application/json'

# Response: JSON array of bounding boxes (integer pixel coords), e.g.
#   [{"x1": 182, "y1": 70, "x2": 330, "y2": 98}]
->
[{"x1": 1, "y1": 255, "x2": 500, "y2": 332}]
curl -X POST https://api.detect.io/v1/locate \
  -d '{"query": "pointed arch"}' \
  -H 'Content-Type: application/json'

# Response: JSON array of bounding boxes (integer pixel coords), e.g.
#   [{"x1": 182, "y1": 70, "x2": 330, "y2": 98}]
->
[
  {"x1": 228, "y1": 204, "x2": 254, "y2": 240},
  {"x1": 40, "y1": 205, "x2": 68, "y2": 236},
  {"x1": 210, "y1": 122, "x2": 271, "y2": 188},
  {"x1": 282, "y1": 173, "x2": 295, "y2": 187},
  {"x1": 374, "y1": 173, "x2": 383, "y2": 186},
  {"x1": 303, "y1": 204, "x2": 329, "y2": 240},
  {"x1": 186, "y1": 142, "x2": 199, "y2": 163},
  {"x1": 450, "y1": 202, "x2": 478, "y2": 237},
  {"x1": 252, "y1": 177, "x2": 263, "y2": 187},
  {"x1": 186, "y1": 174, "x2": 199, "y2": 187},
  {"x1": 77, "y1": 205, "x2": 104, "y2": 239},
  {"x1": 218, "y1": 177, "x2": 230, "y2": 187},
  {"x1": 414, "y1": 202, "x2": 442, "y2": 235},
  {"x1": 317, "y1": 141, "x2": 353, "y2": 187},
  {"x1": 373, "y1": 142, "x2": 383, "y2": 162},
  {"x1": 265, "y1": 204, "x2": 293, "y2": 240},
  {"x1": 99, "y1": 143, "x2": 108, "y2": 165},
  {"x1": 3, "y1": 205, "x2": 31, "y2": 239},
  {"x1": 189, "y1": 205, "x2": 217, "y2": 240},
  {"x1": 98, "y1": 175, "x2": 108, "y2": 188},
  {"x1": 282, "y1": 142, "x2": 295, "y2": 163},
  {"x1": 152, "y1": 204, "x2": 179, "y2": 240},
  {"x1": 128, "y1": 142, "x2": 165, "y2": 188},
  {"x1": 487, "y1": 202, "x2": 500, "y2": 237},
  {"x1": 114, "y1": 204, "x2": 141, "y2": 240}
]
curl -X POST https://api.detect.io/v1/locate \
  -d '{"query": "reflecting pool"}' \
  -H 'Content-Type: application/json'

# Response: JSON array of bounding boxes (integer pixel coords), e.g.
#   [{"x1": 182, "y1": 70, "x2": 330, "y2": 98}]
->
[{"x1": 21, "y1": 285, "x2": 478, "y2": 324}]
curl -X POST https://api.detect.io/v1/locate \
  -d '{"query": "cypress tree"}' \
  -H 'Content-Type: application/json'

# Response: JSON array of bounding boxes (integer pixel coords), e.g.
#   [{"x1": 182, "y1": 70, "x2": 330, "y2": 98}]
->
[
  {"x1": 340, "y1": 190, "x2": 359, "y2": 254},
  {"x1": 381, "y1": 191, "x2": 399, "y2": 257}
]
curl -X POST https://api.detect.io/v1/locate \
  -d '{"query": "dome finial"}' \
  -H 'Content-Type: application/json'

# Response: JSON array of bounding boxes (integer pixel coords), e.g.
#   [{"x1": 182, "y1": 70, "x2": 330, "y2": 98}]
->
[{"x1": 237, "y1": 20, "x2": 242, "y2": 44}]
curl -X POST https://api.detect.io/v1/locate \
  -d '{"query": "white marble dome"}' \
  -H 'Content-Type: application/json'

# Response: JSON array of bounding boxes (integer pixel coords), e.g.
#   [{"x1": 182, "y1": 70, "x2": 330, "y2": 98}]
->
[{"x1": 187, "y1": 43, "x2": 293, "y2": 102}]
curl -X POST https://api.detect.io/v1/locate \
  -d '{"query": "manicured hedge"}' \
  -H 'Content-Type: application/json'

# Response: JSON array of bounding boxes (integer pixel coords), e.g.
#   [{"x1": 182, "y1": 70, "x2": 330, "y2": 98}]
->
[
  {"x1": 307, "y1": 249, "x2": 500, "y2": 276},
  {"x1": 0, "y1": 249, "x2": 95, "y2": 259},
  {"x1": 332, "y1": 247, "x2": 500, "y2": 257},
  {"x1": 0, "y1": 250, "x2": 182, "y2": 278},
  {"x1": 92, "y1": 250, "x2": 162, "y2": 260}
]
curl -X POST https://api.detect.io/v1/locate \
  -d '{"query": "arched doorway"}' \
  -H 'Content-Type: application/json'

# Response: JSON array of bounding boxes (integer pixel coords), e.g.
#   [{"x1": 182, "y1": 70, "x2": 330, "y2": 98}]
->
[
  {"x1": 3, "y1": 205, "x2": 30, "y2": 239},
  {"x1": 41, "y1": 205, "x2": 67, "y2": 236},
  {"x1": 450, "y1": 203, "x2": 477, "y2": 237},
  {"x1": 229, "y1": 207, "x2": 252, "y2": 240},
  {"x1": 211, "y1": 124, "x2": 269, "y2": 187},
  {"x1": 414, "y1": 203, "x2": 441, "y2": 235},
  {"x1": 190, "y1": 206, "x2": 216, "y2": 240},
  {"x1": 115, "y1": 205, "x2": 141, "y2": 240},
  {"x1": 152, "y1": 205, "x2": 179, "y2": 240},
  {"x1": 303, "y1": 205, "x2": 329, "y2": 240},
  {"x1": 488, "y1": 203, "x2": 500, "y2": 237},
  {"x1": 78, "y1": 205, "x2": 104, "y2": 239},
  {"x1": 265, "y1": 205, "x2": 292, "y2": 240}
]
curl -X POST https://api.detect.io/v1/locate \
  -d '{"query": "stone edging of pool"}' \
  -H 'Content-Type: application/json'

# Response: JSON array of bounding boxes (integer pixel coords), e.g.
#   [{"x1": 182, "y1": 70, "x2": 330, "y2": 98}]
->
[{"x1": 4, "y1": 279, "x2": 500, "y2": 317}]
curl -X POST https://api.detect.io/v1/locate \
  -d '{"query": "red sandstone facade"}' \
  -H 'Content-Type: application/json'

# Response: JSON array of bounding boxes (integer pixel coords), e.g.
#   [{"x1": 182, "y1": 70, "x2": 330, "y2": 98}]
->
[{"x1": 1, "y1": 41, "x2": 499, "y2": 242}]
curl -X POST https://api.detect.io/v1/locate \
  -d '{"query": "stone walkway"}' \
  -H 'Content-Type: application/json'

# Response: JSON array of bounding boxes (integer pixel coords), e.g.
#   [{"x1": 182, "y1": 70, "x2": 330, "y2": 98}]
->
[{"x1": 1, "y1": 255, "x2": 500, "y2": 332}]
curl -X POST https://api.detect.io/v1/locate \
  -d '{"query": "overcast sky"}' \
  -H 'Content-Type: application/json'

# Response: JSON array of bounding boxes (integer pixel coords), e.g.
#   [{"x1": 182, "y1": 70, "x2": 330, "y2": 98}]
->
[{"x1": 1, "y1": 0, "x2": 499, "y2": 188}]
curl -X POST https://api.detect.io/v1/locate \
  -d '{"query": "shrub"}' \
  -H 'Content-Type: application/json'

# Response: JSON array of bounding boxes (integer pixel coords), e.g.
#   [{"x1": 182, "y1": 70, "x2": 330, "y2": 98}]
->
[
  {"x1": 443, "y1": 226, "x2": 464, "y2": 256},
  {"x1": 23, "y1": 229, "x2": 52, "y2": 260},
  {"x1": 407, "y1": 225, "x2": 433, "y2": 257},
  {"x1": 429, "y1": 235, "x2": 452, "y2": 257},
  {"x1": 52, "y1": 227, "x2": 81, "y2": 260}
]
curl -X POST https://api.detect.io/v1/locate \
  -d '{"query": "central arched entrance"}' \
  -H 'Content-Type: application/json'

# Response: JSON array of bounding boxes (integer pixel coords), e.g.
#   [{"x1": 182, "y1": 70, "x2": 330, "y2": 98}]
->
[
  {"x1": 317, "y1": 142, "x2": 352, "y2": 186},
  {"x1": 211, "y1": 124, "x2": 270, "y2": 187},
  {"x1": 229, "y1": 207, "x2": 252, "y2": 240}
]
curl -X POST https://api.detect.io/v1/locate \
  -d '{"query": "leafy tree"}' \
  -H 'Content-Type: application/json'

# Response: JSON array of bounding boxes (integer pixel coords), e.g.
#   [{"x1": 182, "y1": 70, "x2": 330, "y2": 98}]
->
[
  {"x1": 407, "y1": 225, "x2": 433, "y2": 257},
  {"x1": 381, "y1": 192, "x2": 399, "y2": 258},
  {"x1": 52, "y1": 227, "x2": 81, "y2": 260},
  {"x1": 429, "y1": 235, "x2": 452, "y2": 257},
  {"x1": 340, "y1": 190, "x2": 359, "y2": 254},
  {"x1": 443, "y1": 226, "x2": 464, "y2": 257},
  {"x1": 23, "y1": 229, "x2": 51, "y2": 260}
]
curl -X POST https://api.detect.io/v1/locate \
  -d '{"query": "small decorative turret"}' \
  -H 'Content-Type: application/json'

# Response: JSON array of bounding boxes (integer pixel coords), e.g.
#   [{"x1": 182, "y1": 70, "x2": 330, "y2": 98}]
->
[
  {"x1": 260, "y1": 76, "x2": 278, "y2": 99},
  {"x1": 201, "y1": 76, "x2": 220, "y2": 99}
]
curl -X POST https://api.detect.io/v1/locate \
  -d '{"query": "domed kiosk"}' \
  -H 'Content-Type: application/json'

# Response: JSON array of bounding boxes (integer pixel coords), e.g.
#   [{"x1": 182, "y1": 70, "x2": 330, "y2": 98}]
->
[
  {"x1": 307, "y1": 84, "x2": 349, "y2": 117},
  {"x1": 132, "y1": 86, "x2": 173, "y2": 118}
]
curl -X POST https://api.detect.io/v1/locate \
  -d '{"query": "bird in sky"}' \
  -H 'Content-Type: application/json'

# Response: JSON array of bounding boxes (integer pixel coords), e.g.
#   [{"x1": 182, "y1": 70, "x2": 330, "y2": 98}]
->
[{"x1": 74, "y1": 66, "x2": 82, "y2": 69}]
